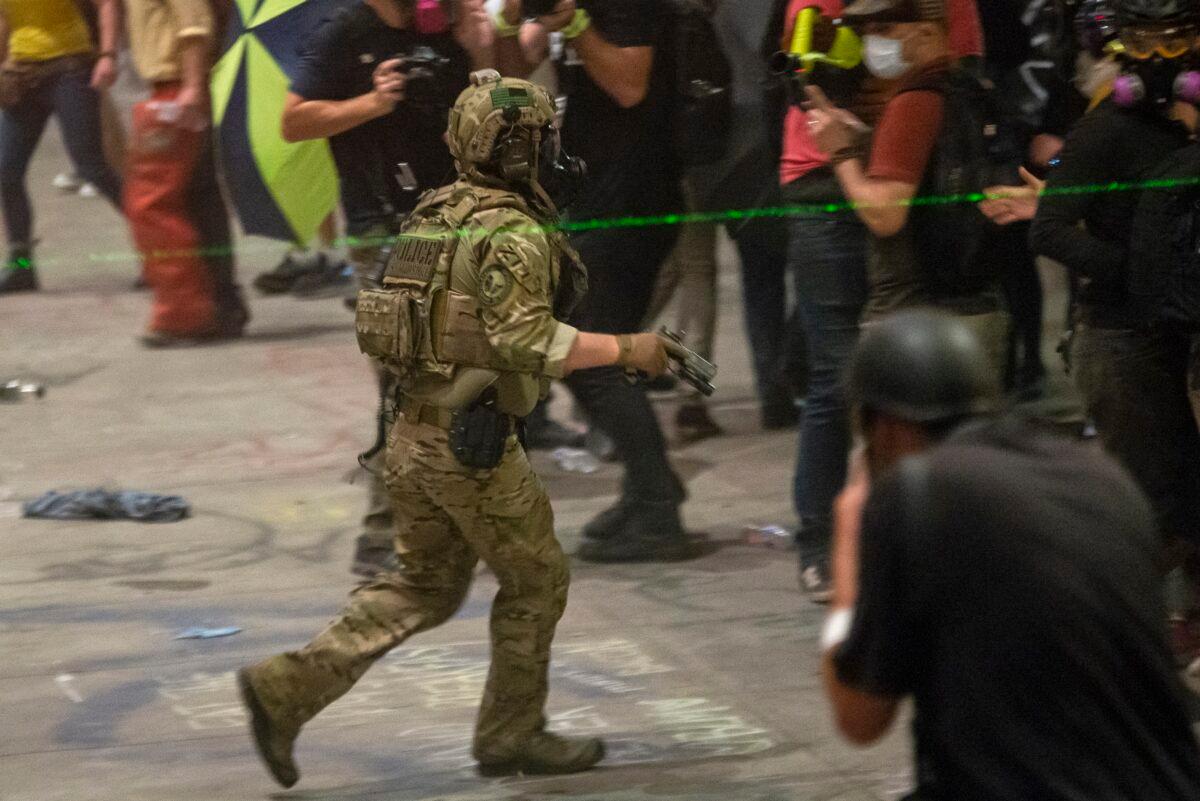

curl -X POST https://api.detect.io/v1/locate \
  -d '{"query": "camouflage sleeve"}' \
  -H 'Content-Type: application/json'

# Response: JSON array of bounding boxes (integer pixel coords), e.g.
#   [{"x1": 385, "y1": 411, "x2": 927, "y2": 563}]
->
[{"x1": 476, "y1": 229, "x2": 579, "y2": 379}]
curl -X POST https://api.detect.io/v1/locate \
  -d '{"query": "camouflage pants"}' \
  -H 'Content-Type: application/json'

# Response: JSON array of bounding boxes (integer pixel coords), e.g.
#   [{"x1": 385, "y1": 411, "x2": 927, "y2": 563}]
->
[
  {"x1": 245, "y1": 417, "x2": 570, "y2": 754},
  {"x1": 351, "y1": 226, "x2": 395, "y2": 548}
]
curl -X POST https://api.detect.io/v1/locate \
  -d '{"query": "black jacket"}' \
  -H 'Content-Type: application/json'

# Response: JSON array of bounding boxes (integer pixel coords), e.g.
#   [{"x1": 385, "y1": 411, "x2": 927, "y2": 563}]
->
[{"x1": 1030, "y1": 100, "x2": 1190, "y2": 328}]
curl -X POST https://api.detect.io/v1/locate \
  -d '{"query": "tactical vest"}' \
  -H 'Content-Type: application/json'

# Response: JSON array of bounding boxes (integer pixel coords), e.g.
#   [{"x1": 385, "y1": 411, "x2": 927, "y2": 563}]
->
[{"x1": 355, "y1": 181, "x2": 581, "y2": 382}]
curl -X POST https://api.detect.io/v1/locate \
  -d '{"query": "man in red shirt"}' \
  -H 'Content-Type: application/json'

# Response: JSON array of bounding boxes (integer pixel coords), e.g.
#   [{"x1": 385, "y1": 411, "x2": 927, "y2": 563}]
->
[
  {"x1": 806, "y1": 0, "x2": 1006, "y2": 354},
  {"x1": 776, "y1": 0, "x2": 983, "y2": 602}
]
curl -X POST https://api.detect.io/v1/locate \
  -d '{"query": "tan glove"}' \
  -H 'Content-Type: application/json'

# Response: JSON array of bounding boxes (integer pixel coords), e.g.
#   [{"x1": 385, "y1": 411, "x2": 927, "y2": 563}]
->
[{"x1": 617, "y1": 333, "x2": 668, "y2": 378}]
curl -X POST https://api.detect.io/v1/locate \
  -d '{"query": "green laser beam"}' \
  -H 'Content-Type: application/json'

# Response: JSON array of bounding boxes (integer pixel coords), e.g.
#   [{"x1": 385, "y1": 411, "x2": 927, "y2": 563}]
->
[{"x1": 19, "y1": 175, "x2": 1200, "y2": 271}]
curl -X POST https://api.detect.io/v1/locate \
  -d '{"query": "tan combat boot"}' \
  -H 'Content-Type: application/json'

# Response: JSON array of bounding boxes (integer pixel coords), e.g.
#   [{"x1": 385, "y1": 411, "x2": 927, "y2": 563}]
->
[
  {"x1": 475, "y1": 732, "x2": 605, "y2": 777},
  {"x1": 237, "y1": 667, "x2": 301, "y2": 788}
]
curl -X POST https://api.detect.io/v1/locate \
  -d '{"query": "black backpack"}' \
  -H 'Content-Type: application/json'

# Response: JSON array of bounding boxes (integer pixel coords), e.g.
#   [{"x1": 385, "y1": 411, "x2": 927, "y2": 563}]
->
[
  {"x1": 667, "y1": 0, "x2": 734, "y2": 167},
  {"x1": 902, "y1": 69, "x2": 1009, "y2": 298},
  {"x1": 1128, "y1": 143, "x2": 1200, "y2": 326}
]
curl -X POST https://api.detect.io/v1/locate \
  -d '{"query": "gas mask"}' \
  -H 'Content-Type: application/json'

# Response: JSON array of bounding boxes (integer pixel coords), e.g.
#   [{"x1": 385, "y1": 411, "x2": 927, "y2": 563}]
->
[
  {"x1": 861, "y1": 34, "x2": 912, "y2": 80},
  {"x1": 535, "y1": 128, "x2": 587, "y2": 210},
  {"x1": 1111, "y1": 25, "x2": 1200, "y2": 109}
]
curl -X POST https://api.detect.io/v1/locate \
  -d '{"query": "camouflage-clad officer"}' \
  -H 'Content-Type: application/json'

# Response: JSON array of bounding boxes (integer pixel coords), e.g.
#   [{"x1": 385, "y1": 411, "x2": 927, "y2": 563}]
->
[{"x1": 236, "y1": 70, "x2": 671, "y2": 788}]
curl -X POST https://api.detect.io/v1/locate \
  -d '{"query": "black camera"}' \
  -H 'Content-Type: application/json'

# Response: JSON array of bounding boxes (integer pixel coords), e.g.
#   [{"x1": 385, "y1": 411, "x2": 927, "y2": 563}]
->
[{"x1": 394, "y1": 46, "x2": 454, "y2": 108}]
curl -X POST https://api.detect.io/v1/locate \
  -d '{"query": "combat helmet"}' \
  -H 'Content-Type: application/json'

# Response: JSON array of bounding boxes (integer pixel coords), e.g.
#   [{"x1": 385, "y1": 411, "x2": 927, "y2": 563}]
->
[
  {"x1": 447, "y1": 70, "x2": 559, "y2": 186},
  {"x1": 847, "y1": 310, "x2": 1001, "y2": 424}
]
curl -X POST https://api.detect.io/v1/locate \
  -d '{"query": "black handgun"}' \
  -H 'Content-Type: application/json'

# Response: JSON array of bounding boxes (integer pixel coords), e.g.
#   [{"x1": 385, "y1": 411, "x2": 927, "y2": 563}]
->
[{"x1": 660, "y1": 329, "x2": 717, "y2": 397}]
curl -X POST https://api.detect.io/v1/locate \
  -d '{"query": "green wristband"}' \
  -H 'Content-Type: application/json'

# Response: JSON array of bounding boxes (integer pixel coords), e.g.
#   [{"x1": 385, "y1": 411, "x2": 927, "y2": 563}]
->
[
  {"x1": 493, "y1": 11, "x2": 521, "y2": 38},
  {"x1": 560, "y1": 9, "x2": 591, "y2": 40}
]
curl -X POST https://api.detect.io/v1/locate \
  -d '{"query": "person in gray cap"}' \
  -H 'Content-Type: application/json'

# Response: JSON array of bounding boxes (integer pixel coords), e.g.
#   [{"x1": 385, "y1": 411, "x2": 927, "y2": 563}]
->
[{"x1": 821, "y1": 309, "x2": 1200, "y2": 801}]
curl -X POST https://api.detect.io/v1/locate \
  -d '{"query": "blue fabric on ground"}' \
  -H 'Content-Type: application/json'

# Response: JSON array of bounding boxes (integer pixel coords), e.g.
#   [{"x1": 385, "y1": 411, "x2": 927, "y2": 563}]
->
[{"x1": 23, "y1": 490, "x2": 191, "y2": 522}]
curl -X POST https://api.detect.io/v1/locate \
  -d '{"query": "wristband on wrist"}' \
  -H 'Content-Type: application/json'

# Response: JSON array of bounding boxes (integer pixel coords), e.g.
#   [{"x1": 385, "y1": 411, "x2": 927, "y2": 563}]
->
[
  {"x1": 493, "y1": 11, "x2": 521, "y2": 38},
  {"x1": 97, "y1": 50, "x2": 117, "y2": 59},
  {"x1": 560, "y1": 9, "x2": 591, "y2": 40},
  {"x1": 616, "y1": 334, "x2": 633, "y2": 366}
]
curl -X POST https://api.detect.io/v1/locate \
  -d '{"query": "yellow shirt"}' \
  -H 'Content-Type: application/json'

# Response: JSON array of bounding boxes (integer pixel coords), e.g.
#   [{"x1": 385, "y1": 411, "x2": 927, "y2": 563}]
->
[
  {"x1": 2, "y1": 0, "x2": 93, "y2": 62},
  {"x1": 124, "y1": 0, "x2": 213, "y2": 84}
]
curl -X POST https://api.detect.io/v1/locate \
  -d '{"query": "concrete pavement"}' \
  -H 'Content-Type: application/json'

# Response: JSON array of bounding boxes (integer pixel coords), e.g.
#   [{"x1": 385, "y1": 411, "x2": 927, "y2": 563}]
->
[{"x1": 0, "y1": 109, "x2": 1139, "y2": 801}]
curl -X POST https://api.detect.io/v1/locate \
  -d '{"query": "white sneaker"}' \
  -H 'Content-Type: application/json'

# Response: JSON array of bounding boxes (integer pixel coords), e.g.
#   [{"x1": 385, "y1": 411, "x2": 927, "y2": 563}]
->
[
  {"x1": 52, "y1": 173, "x2": 82, "y2": 192},
  {"x1": 78, "y1": 182, "x2": 99, "y2": 198}
]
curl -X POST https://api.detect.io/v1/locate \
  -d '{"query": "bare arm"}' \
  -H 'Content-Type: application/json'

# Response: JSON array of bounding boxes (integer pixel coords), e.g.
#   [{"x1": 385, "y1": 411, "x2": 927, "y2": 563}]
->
[
  {"x1": 282, "y1": 90, "x2": 392, "y2": 142},
  {"x1": 494, "y1": 1, "x2": 551, "y2": 78},
  {"x1": 821, "y1": 653, "x2": 901, "y2": 744},
  {"x1": 831, "y1": 158, "x2": 917, "y2": 238},
  {"x1": 534, "y1": 1, "x2": 652, "y2": 109},
  {"x1": 91, "y1": 0, "x2": 121, "y2": 55},
  {"x1": 821, "y1": 460, "x2": 901, "y2": 745},
  {"x1": 573, "y1": 28, "x2": 651, "y2": 109},
  {"x1": 281, "y1": 58, "x2": 404, "y2": 142},
  {"x1": 804, "y1": 85, "x2": 916, "y2": 237},
  {"x1": 88, "y1": 0, "x2": 121, "y2": 89}
]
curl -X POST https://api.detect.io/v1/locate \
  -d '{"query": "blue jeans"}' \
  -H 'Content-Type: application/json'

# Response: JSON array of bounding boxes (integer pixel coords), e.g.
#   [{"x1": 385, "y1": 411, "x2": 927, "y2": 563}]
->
[
  {"x1": 788, "y1": 211, "x2": 868, "y2": 561},
  {"x1": 0, "y1": 62, "x2": 121, "y2": 249}
]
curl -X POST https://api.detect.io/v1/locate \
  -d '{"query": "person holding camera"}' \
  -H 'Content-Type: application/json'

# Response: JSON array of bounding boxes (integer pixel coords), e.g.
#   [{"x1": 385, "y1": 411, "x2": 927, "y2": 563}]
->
[
  {"x1": 281, "y1": 0, "x2": 491, "y2": 577},
  {"x1": 495, "y1": 0, "x2": 692, "y2": 563},
  {"x1": 822, "y1": 310, "x2": 1200, "y2": 801},
  {"x1": 238, "y1": 71, "x2": 675, "y2": 787}
]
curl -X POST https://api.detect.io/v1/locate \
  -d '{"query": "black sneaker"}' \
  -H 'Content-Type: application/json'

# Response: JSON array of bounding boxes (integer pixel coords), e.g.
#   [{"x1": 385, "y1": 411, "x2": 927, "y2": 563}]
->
[
  {"x1": 576, "y1": 502, "x2": 693, "y2": 563},
  {"x1": 799, "y1": 555, "x2": 833, "y2": 604},
  {"x1": 0, "y1": 249, "x2": 38, "y2": 294},
  {"x1": 291, "y1": 260, "x2": 353, "y2": 299},
  {"x1": 253, "y1": 251, "x2": 326, "y2": 294},
  {"x1": 582, "y1": 501, "x2": 630, "y2": 540}
]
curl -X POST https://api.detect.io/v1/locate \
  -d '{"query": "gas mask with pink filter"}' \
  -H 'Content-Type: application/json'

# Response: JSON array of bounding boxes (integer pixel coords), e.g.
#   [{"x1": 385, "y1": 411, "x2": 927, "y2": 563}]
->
[{"x1": 1110, "y1": 23, "x2": 1200, "y2": 110}]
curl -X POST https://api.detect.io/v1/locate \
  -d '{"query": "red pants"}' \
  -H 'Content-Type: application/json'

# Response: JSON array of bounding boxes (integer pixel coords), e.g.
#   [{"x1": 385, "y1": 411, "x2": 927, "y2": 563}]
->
[{"x1": 124, "y1": 84, "x2": 234, "y2": 335}]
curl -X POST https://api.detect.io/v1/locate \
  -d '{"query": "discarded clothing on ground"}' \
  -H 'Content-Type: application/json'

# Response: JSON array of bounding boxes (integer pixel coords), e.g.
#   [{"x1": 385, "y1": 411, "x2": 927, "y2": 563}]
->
[{"x1": 23, "y1": 489, "x2": 191, "y2": 522}]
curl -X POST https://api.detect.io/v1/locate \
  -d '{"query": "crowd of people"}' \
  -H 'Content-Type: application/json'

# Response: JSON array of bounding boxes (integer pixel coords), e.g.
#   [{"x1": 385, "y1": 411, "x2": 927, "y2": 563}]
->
[{"x1": 7, "y1": 0, "x2": 1200, "y2": 797}]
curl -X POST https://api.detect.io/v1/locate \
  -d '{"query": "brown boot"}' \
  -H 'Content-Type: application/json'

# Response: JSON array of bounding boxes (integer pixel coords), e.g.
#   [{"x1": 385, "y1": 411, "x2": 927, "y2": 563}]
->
[
  {"x1": 237, "y1": 667, "x2": 300, "y2": 788},
  {"x1": 475, "y1": 732, "x2": 605, "y2": 777}
]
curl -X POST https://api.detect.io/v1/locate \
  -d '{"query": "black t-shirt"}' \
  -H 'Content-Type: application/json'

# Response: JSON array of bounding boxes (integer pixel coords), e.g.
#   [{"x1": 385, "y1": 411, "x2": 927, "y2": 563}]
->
[
  {"x1": 836, "y1": 419, "x2": 1200, "y2": 801},
  {"x1": 1030, "y1": 101, "x2": 1190, "y2": 328},
  {"x1": 558, "y1": 0, "x2": 681, "y2": 220},
  {"x1": 291, "y1": 3, "x2": 470, "y2": 235}
]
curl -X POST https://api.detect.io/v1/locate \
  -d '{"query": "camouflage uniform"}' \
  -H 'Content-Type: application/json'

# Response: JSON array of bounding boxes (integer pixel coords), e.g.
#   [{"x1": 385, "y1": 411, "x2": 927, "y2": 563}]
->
[
  {"x1": 349, "y1": 225, "x2": 399, "y2": 563},
  {"x1": 239, "y1": 72, "x2": 599, "y2": 785}
]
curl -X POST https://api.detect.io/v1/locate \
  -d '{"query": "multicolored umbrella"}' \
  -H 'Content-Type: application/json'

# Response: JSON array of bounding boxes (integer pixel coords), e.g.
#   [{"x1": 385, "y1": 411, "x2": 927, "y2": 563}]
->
[{"x1": 212, "y1": 0, "x2": 353, "y2": 245}]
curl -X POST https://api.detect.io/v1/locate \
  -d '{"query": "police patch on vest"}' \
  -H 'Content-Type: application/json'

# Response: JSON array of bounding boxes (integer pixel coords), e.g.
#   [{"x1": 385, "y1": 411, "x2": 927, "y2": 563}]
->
[
  {"x1": 479, "y1": 266, "x2": 513, "y2": 306},
  {"x1": 386, "y1": 235, "x2": 442, "y2": 283}
]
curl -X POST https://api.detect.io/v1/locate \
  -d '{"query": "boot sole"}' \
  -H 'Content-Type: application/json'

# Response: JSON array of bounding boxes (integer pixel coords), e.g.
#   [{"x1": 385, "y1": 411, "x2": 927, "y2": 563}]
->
[
  {"x1": 476, "y1": 741, "x2": 605, "y2": 777},
  {"x1": 237, "y1": 669, "x2": 299, "y2": 788}
]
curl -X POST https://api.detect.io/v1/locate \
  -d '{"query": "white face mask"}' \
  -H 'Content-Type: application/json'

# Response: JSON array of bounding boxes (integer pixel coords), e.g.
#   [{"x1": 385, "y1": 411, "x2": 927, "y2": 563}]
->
[{"x1": 862, "y1": 34, "x2": 911, "y2": 80}]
